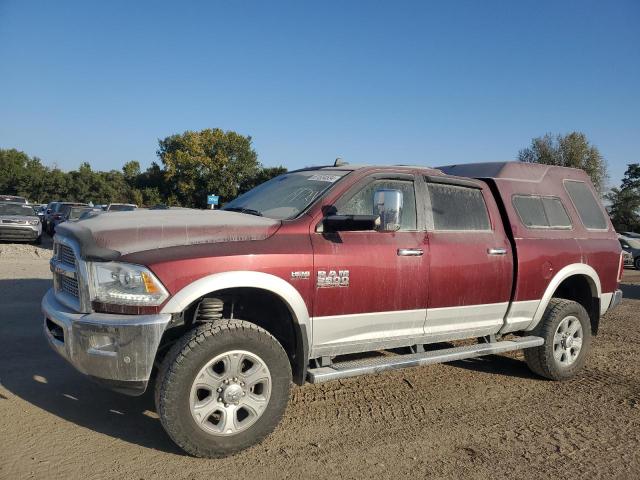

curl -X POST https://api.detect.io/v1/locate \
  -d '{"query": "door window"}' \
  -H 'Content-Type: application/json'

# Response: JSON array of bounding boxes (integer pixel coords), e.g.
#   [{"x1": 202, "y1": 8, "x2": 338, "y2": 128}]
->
[
  {"x1": 427, "y1": 183, "x2": 490, "y2": 231},
  {"x1": 335, "y1": 179, "x2": 417, "y2": 230}
]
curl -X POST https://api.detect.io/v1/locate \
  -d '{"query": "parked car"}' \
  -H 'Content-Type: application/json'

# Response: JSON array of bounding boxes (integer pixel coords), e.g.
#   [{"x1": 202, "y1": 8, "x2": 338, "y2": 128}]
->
[
  {"x1": 50, "y1": 204, "x2": 90, "y2": 233},
  {"x1": 34, "y1": 204, "x2": 47, "y2": 221},
  {"x1": 63, "y1": 206, "x2": 93, "y2": 222},
  {"x1": 0, "y1": 194, "x2": 28, "y2": 204},
  {"x1": 43, "y1": 161, "x2": 622, "y2": 458},
  {"x1": 78, "y1": 208, "x2": 104, "y2": 221},
  {"x1": 105, "y1": 203, "x2": 137, "y2": 212},
  {"x1": 0, "y1": 202, "x2": 42, "y2": 243},
  {"x1": 44, "y1": 202, "x2": 88, "y2": 235},
  {"x1": 618, "y1": 235, "x2": 640, "y2": 269}
]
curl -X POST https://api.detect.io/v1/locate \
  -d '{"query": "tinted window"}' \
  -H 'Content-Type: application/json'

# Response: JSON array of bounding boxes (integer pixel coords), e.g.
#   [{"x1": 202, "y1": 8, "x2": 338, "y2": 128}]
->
[
  {"x1": 564, "y1": 180, "x2": 607, "y2": 230},
  {"x1": 512, "y1": 196, "x2": 547, "y2": 228},
  {"x1": 542, "y1": 197, "x2": 572, "y2": 228},
  {"x1": 336, "y1": 179, "x2": 417, "y2": 230},
  {"x1": 428, "y1": 184, "x2": 490, "y2": 231},
  {"x1": 513, "y1": 195, "x2": 572, "y2": 229}
]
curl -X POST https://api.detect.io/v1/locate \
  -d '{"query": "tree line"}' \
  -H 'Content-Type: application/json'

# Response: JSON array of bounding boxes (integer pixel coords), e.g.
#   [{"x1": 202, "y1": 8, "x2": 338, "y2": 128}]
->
[
  {"x1": 0, "y1": 128, "x2": 286, "y2": 207},
  {"x1": 1, "y1": 128, "x2": 637, "y2": 231}
]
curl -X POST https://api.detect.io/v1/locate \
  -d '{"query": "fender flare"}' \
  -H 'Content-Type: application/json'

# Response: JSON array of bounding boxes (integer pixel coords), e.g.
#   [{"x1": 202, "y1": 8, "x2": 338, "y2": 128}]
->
[
  {"x1": 160, "y1": 271, "x2": 311, "y2": 379},
  {"x1": 526, "y1": 263, "x2": 601, "y2": 331}
]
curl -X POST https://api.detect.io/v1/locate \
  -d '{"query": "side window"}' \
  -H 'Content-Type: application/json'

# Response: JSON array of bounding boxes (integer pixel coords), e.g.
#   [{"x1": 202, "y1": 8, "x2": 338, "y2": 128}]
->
[
  {"x1": 336, "y1": 179, "x2": 417, "y2": 230},
  {"x1": 427, "y1": 183, "x2": 490, "y2": 231},
  {"x1": 564, "y1": 180, "x2": 608, "y2": 230},
  {"x1": 512, "y1": 195, "x2": 572, "y2": 229}
]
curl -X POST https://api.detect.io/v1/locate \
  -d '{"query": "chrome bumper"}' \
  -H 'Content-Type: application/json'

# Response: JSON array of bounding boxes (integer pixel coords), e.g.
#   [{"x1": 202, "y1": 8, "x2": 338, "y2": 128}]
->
[
  {"x1": 608, "y1": 289, "x2": 623, "y2": 312},
  {"x1": 42, "y1": 288, "x2": 171, "y2": 396}
]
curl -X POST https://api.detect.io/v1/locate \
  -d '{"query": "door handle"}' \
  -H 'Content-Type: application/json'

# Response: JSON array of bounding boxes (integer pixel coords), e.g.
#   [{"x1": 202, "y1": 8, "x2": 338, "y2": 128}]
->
[
  {"x1": 397, "y1": 248, "x2": 424, "y2": 256},
  {"x1": 487, "y1": 247, "x2": 507, "y2": 255}
]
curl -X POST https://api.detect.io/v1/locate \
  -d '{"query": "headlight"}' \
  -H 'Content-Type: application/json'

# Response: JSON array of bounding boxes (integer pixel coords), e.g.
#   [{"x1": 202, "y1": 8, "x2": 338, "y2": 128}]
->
[
  {"x1": 29, "y1": 219, "x2": 40, "y2": 225},
  {"x1": 88, "y1": 262, "x2": 169, "y2": 306}
]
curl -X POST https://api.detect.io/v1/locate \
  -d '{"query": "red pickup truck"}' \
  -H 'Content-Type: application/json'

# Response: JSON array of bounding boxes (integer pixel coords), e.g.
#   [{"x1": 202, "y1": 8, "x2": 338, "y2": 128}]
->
[{"x1": 43, "y1": 161, "x2": 623, "y2": 457}]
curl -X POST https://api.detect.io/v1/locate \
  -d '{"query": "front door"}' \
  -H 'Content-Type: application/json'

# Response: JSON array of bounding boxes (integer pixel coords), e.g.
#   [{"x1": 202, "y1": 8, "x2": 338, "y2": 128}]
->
[{"x1": 310, "y1": 175, "x2": 429, "y2": 355}]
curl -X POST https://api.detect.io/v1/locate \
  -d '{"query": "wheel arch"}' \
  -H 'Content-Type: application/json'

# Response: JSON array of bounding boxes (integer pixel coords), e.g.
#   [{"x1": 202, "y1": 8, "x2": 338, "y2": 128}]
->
[
  {"x1": 160, "y1": 271, "x2": 311, "y2": 385},
  {"x1": 527, "y1": 263, "x2": 602, "y2": 333}
]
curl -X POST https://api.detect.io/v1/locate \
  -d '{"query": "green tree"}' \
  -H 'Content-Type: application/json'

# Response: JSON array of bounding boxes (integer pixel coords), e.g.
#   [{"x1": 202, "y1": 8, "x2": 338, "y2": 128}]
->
[
  {"x1": 122, "y1": 160, "x2": 141, "y2": 188},
  {"x1": 518, "y1": 132, "x2": 608, "y2": 194},
  {"x1": 606, "y1": 164, "x2": 640, "y2": 232},
  {"x1": 157, "y1": 128, "x2": 260, "y2": 207}
]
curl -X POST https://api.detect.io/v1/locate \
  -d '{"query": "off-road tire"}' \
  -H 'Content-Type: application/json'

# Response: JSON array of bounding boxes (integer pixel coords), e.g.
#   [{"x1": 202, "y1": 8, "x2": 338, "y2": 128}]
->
[
  {"x1": 155, "y1": 320, "x2": 291, "y2": 458},
  {"x1": 524, "y1": 298, "x2": 592, "y2": 380}
]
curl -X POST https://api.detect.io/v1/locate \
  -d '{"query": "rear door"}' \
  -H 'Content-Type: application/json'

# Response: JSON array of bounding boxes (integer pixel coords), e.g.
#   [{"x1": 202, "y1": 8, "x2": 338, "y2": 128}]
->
[
  {"x1": 424, "y1": 179, "x2": 513, "y2": 339},
  {"x1": 311, "y1": 173, "x2": 429, "y2": 354}
]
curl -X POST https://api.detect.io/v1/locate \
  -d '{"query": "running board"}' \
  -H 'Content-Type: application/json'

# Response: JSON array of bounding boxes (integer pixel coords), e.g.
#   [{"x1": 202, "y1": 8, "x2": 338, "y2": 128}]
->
[{"x1": 307, "y1": 336, "x2": 544, "y2": 384}]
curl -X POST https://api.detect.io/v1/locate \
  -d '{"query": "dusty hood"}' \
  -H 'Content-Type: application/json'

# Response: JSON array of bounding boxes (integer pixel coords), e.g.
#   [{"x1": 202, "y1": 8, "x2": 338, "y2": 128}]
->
[{"x1": 56, "y1": 209, "x2": 281, "y2": 261}]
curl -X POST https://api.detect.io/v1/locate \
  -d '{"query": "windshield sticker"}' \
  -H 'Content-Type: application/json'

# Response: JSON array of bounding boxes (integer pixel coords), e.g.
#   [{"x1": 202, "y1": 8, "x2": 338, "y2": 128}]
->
[{"x1": 308, "y1": 174, "x2": 341, "y2": 183}]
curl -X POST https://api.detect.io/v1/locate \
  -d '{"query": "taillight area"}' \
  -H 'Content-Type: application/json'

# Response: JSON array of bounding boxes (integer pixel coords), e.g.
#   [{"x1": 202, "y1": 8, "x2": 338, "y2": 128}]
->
[{"x1": 618, "y1": 252, "x2": 624, "y2": 282}]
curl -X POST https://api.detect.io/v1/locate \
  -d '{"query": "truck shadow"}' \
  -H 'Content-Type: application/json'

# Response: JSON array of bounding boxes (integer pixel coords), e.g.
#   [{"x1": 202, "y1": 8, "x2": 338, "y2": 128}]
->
[
  {"x1": 447, "y1": 354, "x2": 539, "y2": 379},
  {"x1": 0, "y1": 278, "x2": 183, "y2": 455}
]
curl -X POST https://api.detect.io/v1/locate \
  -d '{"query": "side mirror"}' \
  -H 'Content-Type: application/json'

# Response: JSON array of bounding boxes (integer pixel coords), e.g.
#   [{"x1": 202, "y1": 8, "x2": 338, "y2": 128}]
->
[
  {"x1": 321, "y1": 214, "x2": 379, "y2": 233},
  {"x1": 46, "y1": 209, "x2": 52, "y2": 214},
  {"x1": 373, "y1": 189, "x2": 403, "y2": 232}
]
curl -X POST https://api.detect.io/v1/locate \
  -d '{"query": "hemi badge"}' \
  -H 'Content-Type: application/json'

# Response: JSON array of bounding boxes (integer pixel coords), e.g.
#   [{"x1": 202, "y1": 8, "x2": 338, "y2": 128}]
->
[{"x1": 291, "y1": 271, "x2": 310, "y2": 280}]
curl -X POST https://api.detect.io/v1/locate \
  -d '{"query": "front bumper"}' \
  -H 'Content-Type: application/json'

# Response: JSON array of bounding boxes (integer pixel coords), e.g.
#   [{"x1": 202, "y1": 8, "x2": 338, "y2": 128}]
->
[
  {"x1": 0, "y1": 224, "x2": 40, "y2": 241},
  {"x1": 42, "y1": 288, "x2": 171, "y2": 395}
]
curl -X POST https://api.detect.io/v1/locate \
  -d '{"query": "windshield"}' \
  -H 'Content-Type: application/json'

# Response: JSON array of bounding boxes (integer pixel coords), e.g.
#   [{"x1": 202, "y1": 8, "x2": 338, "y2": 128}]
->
[
  {"x1": 0, "y1": 203, "x2": 37, "y2": 216},
  {"x1": 223, "y1": 170, "x2": 349, "y2": 220},
  {"x1": 69, "y1": 207, "x2": 91, "y2": 220}
]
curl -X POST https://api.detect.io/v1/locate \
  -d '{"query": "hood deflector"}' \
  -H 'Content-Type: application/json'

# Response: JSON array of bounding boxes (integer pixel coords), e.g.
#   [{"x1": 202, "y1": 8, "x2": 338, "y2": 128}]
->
[{"x1": 56, "y1": 209, "x2": 281, "y2": 261}]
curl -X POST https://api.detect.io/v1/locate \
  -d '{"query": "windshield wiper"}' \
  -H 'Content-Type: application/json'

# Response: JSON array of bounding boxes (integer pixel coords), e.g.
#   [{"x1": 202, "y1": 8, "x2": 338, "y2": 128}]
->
[{"x1": 224, "y1": 207, "x2": 263, "y2": 217}]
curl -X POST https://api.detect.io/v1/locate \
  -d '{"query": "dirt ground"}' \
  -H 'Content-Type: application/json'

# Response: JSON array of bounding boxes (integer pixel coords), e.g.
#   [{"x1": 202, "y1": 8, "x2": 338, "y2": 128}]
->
[{"x1": 1, "y1": 238, "x2": 639, "y2": 479}]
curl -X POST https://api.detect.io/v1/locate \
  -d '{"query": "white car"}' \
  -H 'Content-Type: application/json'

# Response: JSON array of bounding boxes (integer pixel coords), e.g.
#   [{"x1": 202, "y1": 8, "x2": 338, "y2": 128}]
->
[{"x1": 0, "y1": 202, "x2": 42, "y2": 244}]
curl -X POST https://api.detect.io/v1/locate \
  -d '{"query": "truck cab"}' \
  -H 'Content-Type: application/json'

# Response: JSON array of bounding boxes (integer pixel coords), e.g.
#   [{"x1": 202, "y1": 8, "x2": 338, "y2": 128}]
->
[{"x1": 42, "y1": 161, "x2": 623, "y2": 457}]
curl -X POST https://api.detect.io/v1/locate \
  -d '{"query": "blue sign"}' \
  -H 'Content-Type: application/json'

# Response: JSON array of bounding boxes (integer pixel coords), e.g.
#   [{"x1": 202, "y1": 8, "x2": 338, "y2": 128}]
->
[{"x1": 207, "y1": 195, "x2": 219, "y2": 205}]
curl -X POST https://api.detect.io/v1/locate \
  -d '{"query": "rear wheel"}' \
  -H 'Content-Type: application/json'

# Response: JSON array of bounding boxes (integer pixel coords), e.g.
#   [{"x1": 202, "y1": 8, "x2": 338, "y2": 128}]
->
[
  {"x1": 524, "y1": 298, "x2": 592, "y2": 380},
  {"x1": 155, "y1": 320, "x2": 291, "y2": 458}
]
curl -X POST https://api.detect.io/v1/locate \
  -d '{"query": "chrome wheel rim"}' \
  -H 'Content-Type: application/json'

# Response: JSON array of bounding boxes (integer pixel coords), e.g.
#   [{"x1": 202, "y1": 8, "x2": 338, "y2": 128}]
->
[
  {"x1": 553, "y1": 315, "x2": 583, "y2": 367},
  {"x1": 189, "y1": 350, "x2": 272, "y2": 436}
]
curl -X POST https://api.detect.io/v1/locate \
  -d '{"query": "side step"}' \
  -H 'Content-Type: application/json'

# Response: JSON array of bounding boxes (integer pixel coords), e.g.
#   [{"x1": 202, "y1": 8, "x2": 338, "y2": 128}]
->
[{"x1": 307, "y1": 336, "x2": 544, "y2": 384}]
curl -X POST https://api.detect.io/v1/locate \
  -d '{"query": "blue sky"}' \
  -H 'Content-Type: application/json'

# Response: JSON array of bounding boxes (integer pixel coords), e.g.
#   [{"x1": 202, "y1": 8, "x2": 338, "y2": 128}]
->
[{"x1": 1, "y1": 0, "x2": 638, "y2": 187}]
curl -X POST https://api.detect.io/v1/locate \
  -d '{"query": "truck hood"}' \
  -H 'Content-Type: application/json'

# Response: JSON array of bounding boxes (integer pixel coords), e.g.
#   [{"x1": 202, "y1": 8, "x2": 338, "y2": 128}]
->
[{"x1": 56, "y1": 209, "x2": 281, "y2": 261}]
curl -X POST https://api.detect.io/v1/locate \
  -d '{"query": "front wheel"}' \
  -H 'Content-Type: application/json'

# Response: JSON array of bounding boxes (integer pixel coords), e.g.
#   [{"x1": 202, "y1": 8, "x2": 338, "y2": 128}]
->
[
  {"x1": 155, "y1": 320, "x2": 292, "y2": 458},
  {"x1": 635, "y1": 257, "x2": 640, "y2": 270},
  {"x1": 524, "y1": 298, "x2": 592, "y2": 380}
]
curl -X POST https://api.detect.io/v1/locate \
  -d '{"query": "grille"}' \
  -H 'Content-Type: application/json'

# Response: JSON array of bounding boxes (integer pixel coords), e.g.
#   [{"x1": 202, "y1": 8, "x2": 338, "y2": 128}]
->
[
  {"x1": 58, "y1": 243, "x2": 76, "y2": 266},
  {"x1": 60, "y1": 276, "x2": 79, "y2": 298}
]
